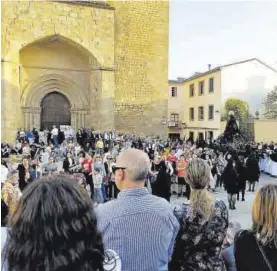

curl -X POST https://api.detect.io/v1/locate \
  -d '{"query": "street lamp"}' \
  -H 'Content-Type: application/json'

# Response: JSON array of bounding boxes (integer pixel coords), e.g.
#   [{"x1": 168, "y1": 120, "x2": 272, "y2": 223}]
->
[{"x1": 161, "y1": 117, "x2": 167, "y2": 126}]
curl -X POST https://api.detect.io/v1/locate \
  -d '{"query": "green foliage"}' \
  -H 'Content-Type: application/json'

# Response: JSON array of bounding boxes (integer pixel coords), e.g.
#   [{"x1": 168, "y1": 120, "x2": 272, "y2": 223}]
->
[
  {"x1": 263, "y1": 86, "x2": 277, "y2": 119},
  {"x1": 224, "y1": 98, "x2": 250, "y2": 121}
]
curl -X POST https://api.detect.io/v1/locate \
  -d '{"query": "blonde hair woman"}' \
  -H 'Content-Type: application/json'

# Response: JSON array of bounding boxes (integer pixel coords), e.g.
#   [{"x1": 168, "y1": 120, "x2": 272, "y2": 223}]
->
[
  {"x1": 170, "y1": 158, "x2": 228, "y2": 271},
  {"x1": 234, "y1": 184, "x2": 277, "y2": 271}
]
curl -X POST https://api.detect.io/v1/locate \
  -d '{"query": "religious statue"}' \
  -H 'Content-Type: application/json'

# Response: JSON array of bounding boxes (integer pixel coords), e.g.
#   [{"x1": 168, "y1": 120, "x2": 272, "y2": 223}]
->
[{"x1": 215, "y1": 111, "x2": 248, "y2": 152}]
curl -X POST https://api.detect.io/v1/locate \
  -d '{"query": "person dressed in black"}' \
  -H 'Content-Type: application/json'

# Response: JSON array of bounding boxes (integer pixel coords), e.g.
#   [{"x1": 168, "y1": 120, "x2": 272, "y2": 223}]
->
[
  {"x1": 246, "y1": 152, "x2": 260, "y2": 192},
  {"x1": 1, "y1": 144, "x2": 10, "y2": 158},
  {"x1": 63, "y1": 152, "x2": 75, "y2": 173},
  {"x1": 236, "y1": 156, "x2": 248, "y2": 201},
  {"x1": 152, "y1": 156, "x2": 173, "y2": 202},
  {"x1": 17, "y1": 158, "x2": 31, "y2": 191},
  {"x1": 222, "y1": 159, "x2": 239, "y2": 210},
  {"x1": 33, "y1": 128, "x2": 39, "y2": 144},
  {"x1": 234, "y1": 184, "x2": 277, "y2": 271},
  {"x1": 1, "y1": 180, "x2": 9, "y2": 227},
  {"x1": 47, "y1": 128, "x2": 52, "y2": 145},
  {"x1": 76, "y1": 129, "x2": 84, "y2": 148}
]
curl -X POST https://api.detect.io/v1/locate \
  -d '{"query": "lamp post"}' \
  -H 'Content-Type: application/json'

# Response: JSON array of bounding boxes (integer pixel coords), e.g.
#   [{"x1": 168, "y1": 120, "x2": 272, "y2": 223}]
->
[{"x1": 255, "y1": 110, "x2": 260, "y2": 120}]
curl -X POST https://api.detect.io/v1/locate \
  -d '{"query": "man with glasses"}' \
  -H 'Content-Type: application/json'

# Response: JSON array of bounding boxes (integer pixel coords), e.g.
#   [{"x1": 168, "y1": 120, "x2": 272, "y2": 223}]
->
[{"x1": 95, "y1": 148, "x2": 179, "y2": 271}]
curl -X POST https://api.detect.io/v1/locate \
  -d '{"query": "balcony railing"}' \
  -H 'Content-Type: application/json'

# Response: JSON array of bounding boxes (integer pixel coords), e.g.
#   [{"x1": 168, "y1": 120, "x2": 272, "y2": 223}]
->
[{"x1": 168, "y1": 121, "x2": 185, "y2": 129}]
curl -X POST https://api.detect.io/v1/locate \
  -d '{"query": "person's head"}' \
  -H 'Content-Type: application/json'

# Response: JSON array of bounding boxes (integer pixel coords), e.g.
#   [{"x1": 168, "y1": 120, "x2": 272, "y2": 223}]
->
[
  {"x1": 7, "y1": 170, "x2": 19, "y2": 186},
  {"x1": 226, "y1": 221, "x2": 241, "y2": 245},
  {"x1": 66, "y1": 152, "x2": 71, "y2": 159},
  {"x1": 226, "y1": 159, "x2": 235, "y2": 169},
  {"x1": 186, "y1": 158, "x2": 214, "y2": 219},
  {"x1": 252, "y1": 184, "x2": 277, "y2": 247},
  {"x1": 79, "y1": 151, "x2": 85, "y2": 158},
  {"x1": 94, "y1": 168, "x2": 100, "y2": 175},
  {"x1": 95, "y1": 155, "x2": 102, "y2": 163},
  {"x1": 180, "y1": 155, "x2": 185, "y2": 161},
  {"x1": 22, "y1": 158, "x2": 29, "y2": 167},
  {"x1": 3, "y1": 175, "x2": 104, "y2": 270},
  {"x1": 53, "y1": 125, "x2": 56, "y2": 129},
  {"x1": 113, "y1": 148, "x2": 150, "y2": 190},
  {"x1": 170, "y1": 149, "x2": 175, "y2": 155},
  {"x1": 86, "y1": 153, "x2": 92, "y2": 160},
  {"x1": 49, "y1": 157, "x2": 54, "y2": 164}
]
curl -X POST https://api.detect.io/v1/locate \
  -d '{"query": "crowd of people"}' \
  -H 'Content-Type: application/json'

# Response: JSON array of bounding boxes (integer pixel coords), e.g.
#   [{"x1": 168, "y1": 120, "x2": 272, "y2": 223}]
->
[{"x1": 1, "y1": 126, "x2": 277, "y2": 271}]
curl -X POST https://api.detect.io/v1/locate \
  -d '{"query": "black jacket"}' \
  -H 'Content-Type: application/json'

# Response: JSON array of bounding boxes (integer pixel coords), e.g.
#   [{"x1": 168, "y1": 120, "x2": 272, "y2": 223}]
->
[
  {"x1": 235, "y1": 230, "x2": 277, "y2": 271},
  {"x1": 246, "y1": 156, "x2": 260, "y2": 181},
  {"x1": 222, "y1": 165, "x2": 239, "y2": 194},
  {"x1": 63, "y1": 158, "x2": 75, "y2": 172}
]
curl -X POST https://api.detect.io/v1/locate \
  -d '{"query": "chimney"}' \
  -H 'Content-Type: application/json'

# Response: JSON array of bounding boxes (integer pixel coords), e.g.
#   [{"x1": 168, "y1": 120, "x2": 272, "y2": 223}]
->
[{"x1": 208, "y1": 64, "x2": 211, "y2": 71}]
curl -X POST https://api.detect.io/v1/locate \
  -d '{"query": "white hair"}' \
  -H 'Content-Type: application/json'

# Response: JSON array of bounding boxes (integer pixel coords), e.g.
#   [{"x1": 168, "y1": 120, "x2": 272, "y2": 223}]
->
[{"x1": 117, "y1": 148, "x2": 150, "y2": 182}]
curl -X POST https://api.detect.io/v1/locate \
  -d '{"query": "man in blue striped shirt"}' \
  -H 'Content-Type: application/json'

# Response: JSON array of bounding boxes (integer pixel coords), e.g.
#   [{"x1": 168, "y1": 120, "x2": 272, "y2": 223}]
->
[{"x1": 96, "y1": 148, "x2": 180, "y2": 271}]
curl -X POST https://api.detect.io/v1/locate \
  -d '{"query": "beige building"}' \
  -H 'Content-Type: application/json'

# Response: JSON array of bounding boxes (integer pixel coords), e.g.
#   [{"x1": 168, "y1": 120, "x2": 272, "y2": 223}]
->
[
  {"x1": 1, "y1": 0, "x2": 169, "y2": 143},
  {"x1": 254, "y1": 119, "x2": 277, "y2": 142},
  {"x1": 169, "y1": 58, "x2": 277, "y2": 140},
  {"x1": 168, "y1": 78, "x2": 186, "y2": 138}
]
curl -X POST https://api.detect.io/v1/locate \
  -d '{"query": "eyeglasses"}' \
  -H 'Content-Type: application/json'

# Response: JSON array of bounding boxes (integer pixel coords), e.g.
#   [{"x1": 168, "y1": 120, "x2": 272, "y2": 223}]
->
[{"x1": 112, "y1": 166, "x2": 126, "y2": 174}]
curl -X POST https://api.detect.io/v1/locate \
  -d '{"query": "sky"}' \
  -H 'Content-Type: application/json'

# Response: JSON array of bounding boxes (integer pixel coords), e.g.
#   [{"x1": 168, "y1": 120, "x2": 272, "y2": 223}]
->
[{"x1": 169, "y1": 0, "x2": 277, "y2": 79}]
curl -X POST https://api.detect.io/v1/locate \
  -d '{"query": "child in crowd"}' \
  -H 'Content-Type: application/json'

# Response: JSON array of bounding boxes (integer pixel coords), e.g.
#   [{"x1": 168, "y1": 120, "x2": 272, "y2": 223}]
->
[{"x1": 93, "y1": 168, "x2": 104, "y2": 204}]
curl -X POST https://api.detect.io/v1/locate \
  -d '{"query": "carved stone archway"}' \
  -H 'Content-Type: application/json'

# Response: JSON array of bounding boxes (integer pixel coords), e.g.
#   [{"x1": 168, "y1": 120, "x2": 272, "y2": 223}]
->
[{"x1": 21, "y1": 74, "x2": 89, "y2": 130}]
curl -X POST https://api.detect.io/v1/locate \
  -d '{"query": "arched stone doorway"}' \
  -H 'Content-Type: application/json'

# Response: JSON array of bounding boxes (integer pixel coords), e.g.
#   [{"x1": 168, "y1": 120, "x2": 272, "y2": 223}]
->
[{"x1": 41, "y1": 92, "x2": 71, "y2": 129}]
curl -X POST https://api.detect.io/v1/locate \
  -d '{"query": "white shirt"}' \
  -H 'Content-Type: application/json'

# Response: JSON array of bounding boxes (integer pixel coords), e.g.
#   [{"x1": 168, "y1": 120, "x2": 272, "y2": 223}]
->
[
  {"x1": 93, "y1": 173, "x2": 103, "y2": 189},
  {"x1": 1, "y1": 165, "x2": 9, "y2": 182},
  {"x1": 51, "y1": 128, "x2": 58, "y2": 136}
]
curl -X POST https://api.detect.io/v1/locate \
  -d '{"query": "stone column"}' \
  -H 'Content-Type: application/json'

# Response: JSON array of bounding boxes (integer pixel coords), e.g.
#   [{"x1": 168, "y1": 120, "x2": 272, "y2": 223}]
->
[
  {"x1": 24, "y1": 112, "x2": 28, "y2": 130},
  {"x1": 82, "y1": 112, "x2": 85, "y2": 127},
  {"x1": 33, "y1": 108, "x2": 41, "y2": 129},
  {"x1": 71, "y1": 111, "x2": 76, "y2": 130}
]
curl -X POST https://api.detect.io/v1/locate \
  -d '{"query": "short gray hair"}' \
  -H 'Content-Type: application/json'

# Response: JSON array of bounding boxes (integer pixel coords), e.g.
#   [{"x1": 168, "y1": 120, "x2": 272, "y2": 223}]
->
[{"x1": 117, "y1": 149, "x2": 150, "y2": 182}]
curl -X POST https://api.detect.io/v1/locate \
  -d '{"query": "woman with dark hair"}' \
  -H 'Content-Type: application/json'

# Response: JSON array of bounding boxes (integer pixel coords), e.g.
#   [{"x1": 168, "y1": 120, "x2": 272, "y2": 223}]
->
[
  {"x1": 246, "y1": 152, "x2": 260, "y2": 192},
  {"x1": 222, "y1": 159, "x2": 239, "y2": 210},
  {"x1": 2, "y1": 175, "x2": 121, "y2": 271},
  {"x1": 236, "y1": 157, "x2": 248, "y2": 202},
  {"x1": 152, "y1": 155, "x2": 173, "y2": 202},
  {"x1": 32, "y1": 128, "x2": 39, "y2": 144},
  {"x1": 63, "y1": 152, "x2": 75, "y2": 173}
]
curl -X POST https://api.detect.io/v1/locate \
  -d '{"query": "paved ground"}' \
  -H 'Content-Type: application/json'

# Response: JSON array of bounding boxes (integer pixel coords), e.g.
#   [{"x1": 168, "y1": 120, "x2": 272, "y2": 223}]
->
[{"x1": 170, "y1": 173, "x2": 277, "y2": 228}]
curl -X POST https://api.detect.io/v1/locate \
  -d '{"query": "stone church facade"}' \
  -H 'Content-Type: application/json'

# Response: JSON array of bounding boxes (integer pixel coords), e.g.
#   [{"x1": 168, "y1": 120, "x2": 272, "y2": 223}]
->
[{"x1": 1, "y1": 0, "x2": 169, "y2": 142}]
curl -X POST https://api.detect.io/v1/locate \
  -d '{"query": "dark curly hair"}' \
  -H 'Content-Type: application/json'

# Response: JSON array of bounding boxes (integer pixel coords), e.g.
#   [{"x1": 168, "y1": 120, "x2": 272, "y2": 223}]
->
[{"x1": 3, "y1": 174, "x2": 104, "y2": 271}]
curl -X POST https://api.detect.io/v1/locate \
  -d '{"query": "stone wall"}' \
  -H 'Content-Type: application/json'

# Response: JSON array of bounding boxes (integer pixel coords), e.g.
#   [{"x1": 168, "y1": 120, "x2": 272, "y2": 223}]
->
[
  {"x1": 1, "y1": 0, "x2": 115, "y2": 142},
  {"x1": 109, "y1": 0, "x2": 169, "y2": 137},
  {"x1": 1, "y1": 0, "x2": 169, "y2": 142}
]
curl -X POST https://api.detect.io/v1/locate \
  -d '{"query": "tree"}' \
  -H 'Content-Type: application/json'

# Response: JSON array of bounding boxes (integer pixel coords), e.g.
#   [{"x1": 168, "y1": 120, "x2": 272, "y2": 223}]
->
[
  {"x1": 263, "y1": 86, "x2": 277, "y2": 119},
  {"x1": 224, "y1": 98, "x2": 250, "y2": 121}
]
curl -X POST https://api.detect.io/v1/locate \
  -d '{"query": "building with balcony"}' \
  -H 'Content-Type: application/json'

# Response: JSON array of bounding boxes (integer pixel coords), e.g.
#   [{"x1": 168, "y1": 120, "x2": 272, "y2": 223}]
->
[
  {"x1": 169, "y1": 58, "x2": 277, "y2": 141},
  {"x1": 168, "y1": 78, "x2": 186, "y2": 138}
]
